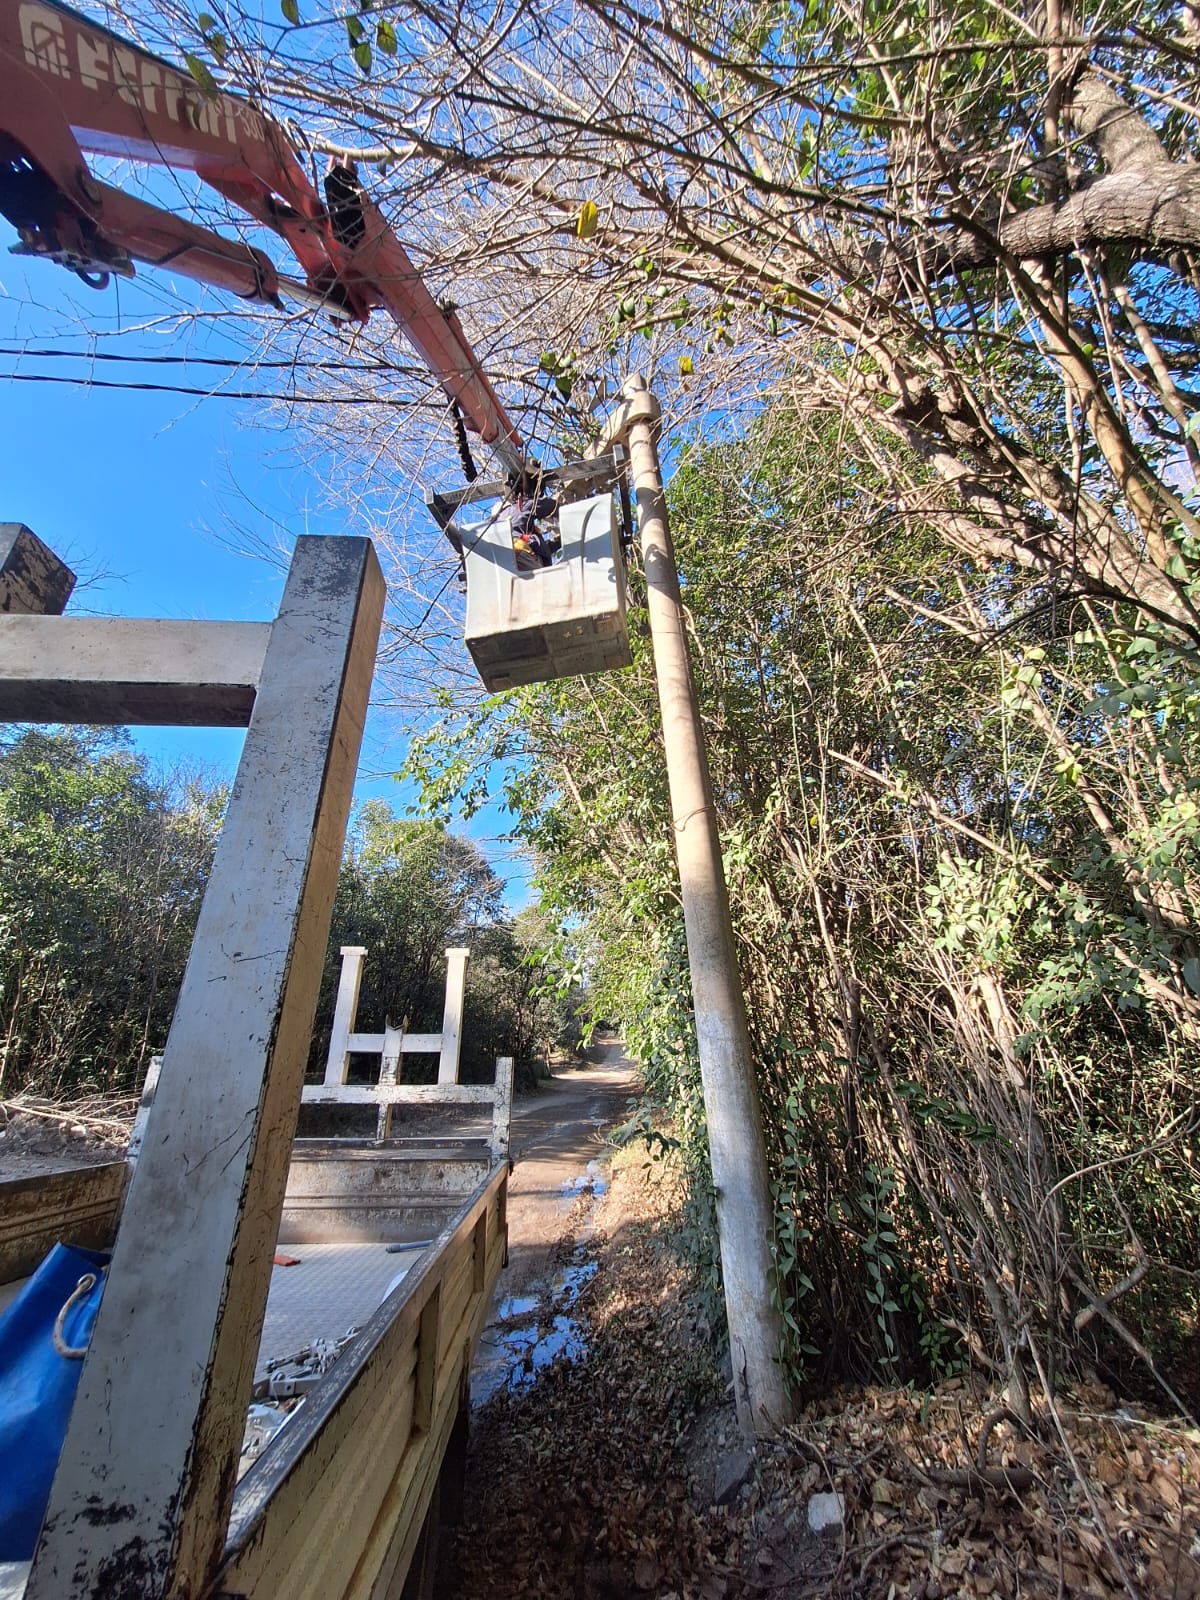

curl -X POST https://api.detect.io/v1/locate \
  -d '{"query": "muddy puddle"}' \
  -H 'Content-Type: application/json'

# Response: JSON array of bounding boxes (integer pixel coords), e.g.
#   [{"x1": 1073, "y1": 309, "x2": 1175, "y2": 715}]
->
[
  {"x1": 471, "y1": 1250, "x2": 598, "y2": 1405},
  {"x1": 559, "y1": 1159, "x2": 608, "y2": 1201}
]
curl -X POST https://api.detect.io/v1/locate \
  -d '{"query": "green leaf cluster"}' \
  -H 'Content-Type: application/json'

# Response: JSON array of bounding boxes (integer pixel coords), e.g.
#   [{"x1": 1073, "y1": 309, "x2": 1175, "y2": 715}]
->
[
  {"x1": 0, "y1": 728, "x2": 224, "y2": 1096},
  {"x1": 408, "y1": 396, "x2": 1200, "y2": 1406}
]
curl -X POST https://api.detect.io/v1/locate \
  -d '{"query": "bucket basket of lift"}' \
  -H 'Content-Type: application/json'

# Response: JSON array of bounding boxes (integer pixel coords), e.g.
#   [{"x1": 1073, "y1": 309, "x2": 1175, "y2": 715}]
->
[{"x1": 429, "y1": 459, "x2": 634, "y2": 692}]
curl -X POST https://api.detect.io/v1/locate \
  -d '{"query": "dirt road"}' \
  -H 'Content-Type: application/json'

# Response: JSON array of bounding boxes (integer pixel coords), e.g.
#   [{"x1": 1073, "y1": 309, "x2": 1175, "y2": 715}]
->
[{"x1": 470, "y1": 1040, "x2": 639, "y2": 1403}]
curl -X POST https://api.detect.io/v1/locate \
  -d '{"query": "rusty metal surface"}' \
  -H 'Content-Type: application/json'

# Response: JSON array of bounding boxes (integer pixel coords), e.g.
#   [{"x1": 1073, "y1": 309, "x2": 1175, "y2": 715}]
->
[{"x1": 0, "y1": 524, "x2": 75, "y2": 615}]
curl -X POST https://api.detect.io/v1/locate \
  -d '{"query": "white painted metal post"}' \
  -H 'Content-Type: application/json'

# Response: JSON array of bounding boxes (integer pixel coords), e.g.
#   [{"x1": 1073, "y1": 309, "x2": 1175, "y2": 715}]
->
[
  {"x1": 325, "y1": 944, "x2": 369, "y2": 1087},
  {"x1": 491, "y1": 1057, "x2": 514, "y2": 1166},
  {"x1": 380, "y1": 1022, "x2": 404, "y2": 1087},
  {"x1": 620, "y1": 377, "x2": 791, "y2": 1440},
  {"x1": 124, "y1": 1055, "x2": 162, "y2": 1169},
  {"x1": 27, "y1": 536, "x2": 386, "y2": 1600},
  {"x1": 438, "y1": 947, "x2": 470, "y2": 1084},
  {"x1": 378, "y1": 1020, "x2": 405, "y2": 1140}
]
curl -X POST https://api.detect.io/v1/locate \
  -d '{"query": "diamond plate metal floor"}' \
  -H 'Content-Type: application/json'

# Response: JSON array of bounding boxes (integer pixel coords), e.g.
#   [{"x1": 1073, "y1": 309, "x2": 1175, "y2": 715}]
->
[{"x1": 255, "y1": 1244, "x2": 418, "y2": 1377}]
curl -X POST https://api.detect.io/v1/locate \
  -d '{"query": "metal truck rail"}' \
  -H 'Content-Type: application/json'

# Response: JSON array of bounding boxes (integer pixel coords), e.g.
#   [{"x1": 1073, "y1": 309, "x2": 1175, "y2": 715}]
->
[
  {"x1": 0, "y1": 1091, "x2": 512, "y2": 1600},
  {"x1": 0, "y1": 531, "x2": 511, "y2": 1599}
]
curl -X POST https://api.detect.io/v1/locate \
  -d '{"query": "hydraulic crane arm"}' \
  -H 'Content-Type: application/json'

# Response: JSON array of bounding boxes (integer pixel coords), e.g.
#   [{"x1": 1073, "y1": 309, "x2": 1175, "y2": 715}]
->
[{"x1": 0, "y1": 0, "x2": 527, "y2": 477}]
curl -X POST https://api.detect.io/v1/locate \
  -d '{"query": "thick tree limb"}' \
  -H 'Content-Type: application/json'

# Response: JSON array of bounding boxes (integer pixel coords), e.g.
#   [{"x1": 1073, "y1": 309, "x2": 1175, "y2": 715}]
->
[
  {"x1": 902, "y1": 72, "x2": 1192, "y2": 275},
  {"x1": 925, "y1": 167, "x2": 1200, "y2": 269},
  {"x1": 858, "y1": 405, "x2": 1200, "y2": 637}
]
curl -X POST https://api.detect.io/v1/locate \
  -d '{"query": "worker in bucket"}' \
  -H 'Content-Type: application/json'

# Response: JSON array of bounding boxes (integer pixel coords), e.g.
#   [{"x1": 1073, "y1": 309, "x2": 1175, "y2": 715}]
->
[{"x1": 510, "y1": 491, "x2": 561, "y2": 570}]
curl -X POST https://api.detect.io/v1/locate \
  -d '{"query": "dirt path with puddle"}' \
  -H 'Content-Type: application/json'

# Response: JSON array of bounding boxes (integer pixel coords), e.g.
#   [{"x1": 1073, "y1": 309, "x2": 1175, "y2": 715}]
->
[{"x1": 470, "y1": 1039, "x2": 639, "y2": 1405}]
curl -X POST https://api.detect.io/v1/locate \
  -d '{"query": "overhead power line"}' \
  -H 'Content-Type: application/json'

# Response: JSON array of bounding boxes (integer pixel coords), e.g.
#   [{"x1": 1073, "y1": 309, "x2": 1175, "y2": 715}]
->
[
  {"x1": 0, "y1": 372, "x2": 416, "y2": 402},
  {"x1": 0, "y1": 345, "x2": 413, "y2": 374}
]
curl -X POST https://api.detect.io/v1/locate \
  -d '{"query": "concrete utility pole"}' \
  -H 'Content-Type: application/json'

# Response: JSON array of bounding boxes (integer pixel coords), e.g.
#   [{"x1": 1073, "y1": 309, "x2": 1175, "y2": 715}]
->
[{"x1": 610, "y1": 375, "x2": 791, "y2": 1438}]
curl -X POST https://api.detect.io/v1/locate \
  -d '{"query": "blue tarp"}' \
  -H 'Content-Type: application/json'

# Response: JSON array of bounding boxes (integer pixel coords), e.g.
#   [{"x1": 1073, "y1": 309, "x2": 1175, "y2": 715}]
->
[{"x1": 0, "y1": 1243, "x2": 107, "y2": 1560}]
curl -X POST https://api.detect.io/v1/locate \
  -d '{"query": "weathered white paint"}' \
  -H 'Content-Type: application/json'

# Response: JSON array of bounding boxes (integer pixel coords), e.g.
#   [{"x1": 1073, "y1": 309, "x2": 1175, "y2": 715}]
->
[
  {"x1": 124, "y1": 1055, "x2": 162, "y2": 1169},
  {"x1": 380, "y1": 1025, "x2": 404, "y2": 1084},
  {"x1": 462, "y1": 491, "x2": 632, "y2": 690},
  {"x1": 303, "y1": 1082, "x2": 498, "y2": 1106},
  {"x1": 26, "y1": 536, "x2": 385, "y2": 1600},
  {"x1": 324, "y1": 946, "x2": 368, "y2": 1087},
  {"x1": 437, "y1": 948, "x2": 470, "y2": 1084},
  {"x1": 392, "y1": 1034, "x2": 442, "y2": 1055},
  {"x1": 342, "y1": 1030, "x2": 445, "y2": 1055},
  {"x1": 317, "y1": 945, "x2": 474, "y2": 1138},
  {"x1": 0, "y1": 616, "x2": 270, "y2": 724},
  {"x1": 377, "y1": 1022, "x2": 405, "y2": 1139},
  {"x1": 327, "y1": 946, "x2": 468, "y2": 1100},
  {"x1": 491, "y1": 1057, "x2": 514, "y2": 1166}
]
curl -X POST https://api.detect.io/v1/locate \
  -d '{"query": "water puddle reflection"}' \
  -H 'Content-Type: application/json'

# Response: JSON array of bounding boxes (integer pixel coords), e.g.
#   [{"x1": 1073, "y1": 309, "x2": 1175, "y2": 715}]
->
[
  {"x1": 553, "y1": 1258, "x2": 597, "y2": 1306},
  {"x1": 559, "y1": 1158, "x2": 609, "y2": 1200},
  {"x1": 496, "y1": 1292, "x2": 539, "y2": 1320},
  {"x1": 471, "y1": 1247, "x2": 599, "y2": 1405}
]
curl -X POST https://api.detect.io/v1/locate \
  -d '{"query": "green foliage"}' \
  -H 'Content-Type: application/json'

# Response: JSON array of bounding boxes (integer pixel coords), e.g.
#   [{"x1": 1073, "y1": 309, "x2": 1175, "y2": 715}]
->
[
  {"x1": 0, "y1": 728, "x2": 224, "y2": 1096},
  {"x1": 924, "y1": 857, "x2": 1038, "y2": 968},
  {"x1": 183, "y1": 51, "x2": 216, "y2": 93},
  {"x1": 408, "y1": 397, "x2": 1200, "y2": 1410}
]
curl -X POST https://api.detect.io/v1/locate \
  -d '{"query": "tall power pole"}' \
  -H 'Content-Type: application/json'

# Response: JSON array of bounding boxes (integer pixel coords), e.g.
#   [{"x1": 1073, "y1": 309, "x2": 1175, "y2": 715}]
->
[{"x1": 613, "y1": 376, "x2": 791, "y2": 1437}]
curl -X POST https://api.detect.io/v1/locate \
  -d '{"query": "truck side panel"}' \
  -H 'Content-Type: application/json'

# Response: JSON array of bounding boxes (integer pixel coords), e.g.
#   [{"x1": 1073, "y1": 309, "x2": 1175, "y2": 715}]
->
[{"x1": 215, "y1": 1167, "x2": 506, "y2": 1599}]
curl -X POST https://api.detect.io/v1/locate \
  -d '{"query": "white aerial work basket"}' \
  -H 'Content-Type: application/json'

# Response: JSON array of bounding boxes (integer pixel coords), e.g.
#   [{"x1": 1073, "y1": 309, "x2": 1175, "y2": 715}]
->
[
  {"x1": 429, "y1": 457, "x2": 633, "y2": 692},
  {"x1": 462, "y1": 492, "x2": 631, "y2": 691}
]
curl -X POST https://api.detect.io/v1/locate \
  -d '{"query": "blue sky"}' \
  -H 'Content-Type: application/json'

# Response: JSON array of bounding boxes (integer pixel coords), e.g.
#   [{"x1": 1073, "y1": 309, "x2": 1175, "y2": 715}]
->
[{"x1": 0, "y1": 246, "x2": 533, "y2": 905}]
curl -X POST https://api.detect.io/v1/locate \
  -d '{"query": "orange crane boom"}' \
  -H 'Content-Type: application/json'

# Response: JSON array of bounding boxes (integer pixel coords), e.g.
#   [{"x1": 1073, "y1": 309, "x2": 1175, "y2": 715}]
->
[{"x1": 0, "y1": 0, "x2": 527, "y2": 478}]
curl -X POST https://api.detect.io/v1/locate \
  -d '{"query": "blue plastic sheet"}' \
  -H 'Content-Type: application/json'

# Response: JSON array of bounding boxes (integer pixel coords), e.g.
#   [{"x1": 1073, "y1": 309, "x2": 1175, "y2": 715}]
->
[{"x1": 0, "y1": 1242, "x2": 108, "y2": 1559}]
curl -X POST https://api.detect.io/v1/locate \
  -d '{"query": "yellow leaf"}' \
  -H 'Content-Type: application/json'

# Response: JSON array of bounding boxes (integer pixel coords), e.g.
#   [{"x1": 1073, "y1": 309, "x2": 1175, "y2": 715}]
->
[
  {"x1": 576, "y1": 200, "x2": 599, "y2": 240},
  {"x1": 678, "y1": 354, "x2": 694, "y2": 376}
]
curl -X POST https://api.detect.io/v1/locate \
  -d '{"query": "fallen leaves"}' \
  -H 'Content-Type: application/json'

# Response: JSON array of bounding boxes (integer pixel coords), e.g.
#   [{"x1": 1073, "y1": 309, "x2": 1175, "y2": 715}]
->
[{"x1": 443, "y1": 1155, "x2": 1200, "y2": 1599}]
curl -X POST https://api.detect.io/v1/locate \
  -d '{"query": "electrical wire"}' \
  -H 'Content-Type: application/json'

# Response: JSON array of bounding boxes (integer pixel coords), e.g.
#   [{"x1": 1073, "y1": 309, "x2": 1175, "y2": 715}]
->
[
  {"x1": 0, "y1": 345, "x2": 416, "y2": 374},
  {"x1": 0, "y1": 372, "x2": 417, "y2": 402}
]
